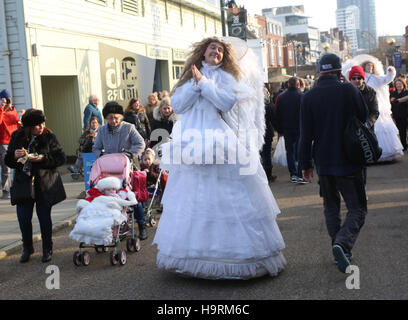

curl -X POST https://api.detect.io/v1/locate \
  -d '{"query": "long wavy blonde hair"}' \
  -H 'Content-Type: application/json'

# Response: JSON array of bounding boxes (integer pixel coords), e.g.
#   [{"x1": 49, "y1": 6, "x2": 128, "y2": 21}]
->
[{"x1": 171, "y1": 37, "x2": 241, "y2": 94}]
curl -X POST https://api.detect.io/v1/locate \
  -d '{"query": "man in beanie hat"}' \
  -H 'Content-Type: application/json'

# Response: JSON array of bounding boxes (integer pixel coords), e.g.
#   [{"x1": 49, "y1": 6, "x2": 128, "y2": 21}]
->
[
  {"x1": 349, "y1": 66, "x2": 379, "y2": 131},
  {"x1": 93, "y1": 101, "x2": 147, "y2": 240},
  {"x1": 299, "y1": 54, "x2": 370, "y2": 273},
  {"x1": 0, "y1": 89, "x2": 20, "y2": 199}
]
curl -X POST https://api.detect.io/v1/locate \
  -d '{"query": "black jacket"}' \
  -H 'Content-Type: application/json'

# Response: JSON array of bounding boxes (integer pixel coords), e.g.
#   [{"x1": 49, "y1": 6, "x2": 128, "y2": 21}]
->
[
  {"x1": 264, "y1": 102, "x2": 277, "y2": 143},
  {"x1": 390, "y1": 89, "x2": 408, "y2": 119},
  {"x1": 359, "y1": 83, "x2": 379, "y2": 129},
  {"x1": 299, "y1": 74, "x2": 368, "y2": 176},
  {"x1": 123, "y1": 111, "x2": 151, "y2": 140},
  {"x1": 276, "y1": 87, "x2": 303, "y2": 134},
  {"x1": 5, "y1": 128, "x2": 66, "y2": 207}
]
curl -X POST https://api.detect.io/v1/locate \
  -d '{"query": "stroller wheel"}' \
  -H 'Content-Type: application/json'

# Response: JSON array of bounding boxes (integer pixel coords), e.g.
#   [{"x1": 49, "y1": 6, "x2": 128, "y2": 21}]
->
[
  {"x1": 149, "y1": 216, "x2": 157, "y2": 227},
  {"x1": 71, "y1": 173, "x2": 81, "y2": 181},
  {"x1": 81, "y1": 251, "x2": 91, "y2": 266},
  {"x1": 73, "y1": 251, "x2": 81, "y2": 266},
  {"x1": 118, "y1": 251, "x2": 127, "y2": 265},
  {"x1": 110, "y1": 251, "x2": 118, "y2": 266}
]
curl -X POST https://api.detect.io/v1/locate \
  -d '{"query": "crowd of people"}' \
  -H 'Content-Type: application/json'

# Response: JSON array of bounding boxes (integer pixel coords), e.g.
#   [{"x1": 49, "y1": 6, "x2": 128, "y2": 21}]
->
[{"x1": 1, "y1": 36, "x2": 407, "y2": 280}]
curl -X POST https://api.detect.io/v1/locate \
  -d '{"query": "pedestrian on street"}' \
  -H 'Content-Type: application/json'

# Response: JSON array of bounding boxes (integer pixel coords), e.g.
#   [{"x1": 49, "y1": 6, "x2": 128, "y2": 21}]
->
[
  {"x1": 150, "y1": 97, "x2": 177, "y2": 148},
  {"x1": 299, "y1": 54, "x2": 369, "y2": 273},
  {"x1": 153, "y1": 37, "x2": 286, "y2": 280},
  {"x1": 390, "y1": 78, "x2": 408, "y2": 151},
  {"x1": 83, "y1": 94, "x2": 103, "y2": 130},
  {"x1": 144, "y1": 92, "x2": 160, "y2": 126},
  {"x1": 348, "y1": 65, "x2": 380, "y2": 185},
  {"x1": 276, "y1": 77, "x2": 306, "y2": 184},
  {"x1": 0, "y1": 89, "x2": 21, "y2": 200},
  {"x1": 5, "y1": 109, "x2": 66, "y2": 263},
  {"x1": 261, "y1": 84, "x2": 277, "y2": 183},
  {"x1": 92, "y1": 101, "x2": 147, "y2": 240},
  {"x1": 123, "y1": 97, "x2": 151, "y2": 141}
]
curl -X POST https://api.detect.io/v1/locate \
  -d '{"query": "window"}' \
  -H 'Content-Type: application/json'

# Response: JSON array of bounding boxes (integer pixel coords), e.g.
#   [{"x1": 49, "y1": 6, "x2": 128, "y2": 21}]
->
[
  {"x1": 173, "y1": 64, "x2": 184, "y2": 80},
  {"x1": 122, "y1": 0, "x2": 144, "y2": 17},
  {"x1": 86, "y1": 0, "x2": 107, "y2": 6},
  {"x1": 269, "y1": 40, "x2": 275, "y2": 66}
]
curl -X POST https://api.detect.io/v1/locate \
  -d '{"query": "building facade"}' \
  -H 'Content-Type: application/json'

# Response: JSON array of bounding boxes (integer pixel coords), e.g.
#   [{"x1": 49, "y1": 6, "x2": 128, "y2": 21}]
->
[
  {"x1": 262, "y1": 5, "x2": 320, "y2": 65},
  {"x1": 336, "y1": 5, "x2": 359, "y2": 55},
  {"x1": 0, "y1": 0, "x2": 223, "y2": 156}
]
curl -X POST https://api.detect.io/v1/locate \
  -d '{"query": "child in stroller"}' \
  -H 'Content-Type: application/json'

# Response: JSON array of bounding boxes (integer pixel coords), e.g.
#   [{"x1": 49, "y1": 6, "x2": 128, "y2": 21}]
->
[{"x1": 69, "y1": 153, "x2": 141, "y2": 266}]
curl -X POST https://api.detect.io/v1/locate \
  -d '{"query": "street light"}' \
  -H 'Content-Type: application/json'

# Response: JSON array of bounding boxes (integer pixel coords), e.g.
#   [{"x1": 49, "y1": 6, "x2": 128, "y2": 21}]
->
[{"x1": 322, "y1": 42, "x2": 330, "y2": 53}]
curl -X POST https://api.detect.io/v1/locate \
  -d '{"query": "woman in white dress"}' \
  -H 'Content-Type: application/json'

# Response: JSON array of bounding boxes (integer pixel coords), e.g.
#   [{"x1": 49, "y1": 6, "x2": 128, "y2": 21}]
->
[
  {"x1": 343, "y1": 55, "x2": 403, "y2": 162},
  {"x1": 153, "y1": 37, "x2": 286, "y2": 280}
]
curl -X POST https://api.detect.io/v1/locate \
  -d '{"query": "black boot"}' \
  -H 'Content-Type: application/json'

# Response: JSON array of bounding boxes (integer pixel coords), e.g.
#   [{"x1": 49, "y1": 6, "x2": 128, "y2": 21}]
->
[
  {"x1": 20, "y1": 246, "x2": 34, "y2": 263},
  {"x1": 42, "y1": 241, "x2": 53, "y2": 263},
  {"x1": 138, "y1": 223, "x2": 148, "y2": 240}
]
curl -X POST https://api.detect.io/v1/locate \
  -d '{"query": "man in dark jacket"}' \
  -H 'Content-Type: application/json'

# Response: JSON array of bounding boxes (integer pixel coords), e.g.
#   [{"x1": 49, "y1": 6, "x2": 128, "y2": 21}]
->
[
  {"x1": 83, "y1": 95, "x2": 103, "y2": 129},
  {"x1": 349, "y1": 65, "x2": 380, "y2": 185},
  {"x1": 299, "y1": 54, "x2": 369, "y2": 273},
  {"x1": 261, "y1": 86, "x2": 277, "y2": 183},
  {"x1": 276, "y1": 77, "x2": 305, "y2": 183},
  {"x1": 349, "y1": 66, "x2": 379, "y2": 131}
]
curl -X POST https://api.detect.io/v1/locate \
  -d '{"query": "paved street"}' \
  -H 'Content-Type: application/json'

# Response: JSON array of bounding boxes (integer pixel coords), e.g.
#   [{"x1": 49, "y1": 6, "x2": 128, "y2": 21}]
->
[{"x1": 0, "y1": 154, "x2": 407, "y2": 300}]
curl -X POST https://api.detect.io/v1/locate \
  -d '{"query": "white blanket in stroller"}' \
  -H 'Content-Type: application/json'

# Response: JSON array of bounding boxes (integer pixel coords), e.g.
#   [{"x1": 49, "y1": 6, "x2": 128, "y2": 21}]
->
[{"x1": 69, "y1": 192, "x2": 137, "y2": 245}]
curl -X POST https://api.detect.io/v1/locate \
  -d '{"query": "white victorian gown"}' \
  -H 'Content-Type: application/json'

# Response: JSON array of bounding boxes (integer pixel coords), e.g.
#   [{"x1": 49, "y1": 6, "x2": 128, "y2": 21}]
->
[
  {"x1": 153, "y1": 62, "x2": 286, "y2": 280},
  {"x1": 365, "y1": 67, "x2": 404, "y2": 161}
]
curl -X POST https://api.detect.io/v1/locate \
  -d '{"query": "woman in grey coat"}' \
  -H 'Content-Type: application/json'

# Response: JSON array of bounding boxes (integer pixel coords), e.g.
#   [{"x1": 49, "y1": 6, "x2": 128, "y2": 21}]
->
[{"x1": 92, "y1": 101, "x2": 147, "y2": 239}]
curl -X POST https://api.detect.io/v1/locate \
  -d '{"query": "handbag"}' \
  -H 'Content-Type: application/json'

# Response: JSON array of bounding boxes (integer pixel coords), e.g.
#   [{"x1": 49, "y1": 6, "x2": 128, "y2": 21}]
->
[
  {"x1": 343, "y1": 116, "x2": 382, "y2": 166},
  {"x1": 10, "y1": 172, "x2": 35, "y2": 206},
  {"x1": 272, "y1": 136, "x2": 288, "y2": 167}
]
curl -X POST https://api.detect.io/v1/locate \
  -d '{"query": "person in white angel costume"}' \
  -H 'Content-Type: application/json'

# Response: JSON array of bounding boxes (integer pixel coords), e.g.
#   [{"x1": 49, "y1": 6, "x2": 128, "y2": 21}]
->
[
  {"x1": 152, "y1": 37, "x2": 286, "y2": 280},
  {"x1": 342, "y1": 55, "x2": 403, "y2": 161}
]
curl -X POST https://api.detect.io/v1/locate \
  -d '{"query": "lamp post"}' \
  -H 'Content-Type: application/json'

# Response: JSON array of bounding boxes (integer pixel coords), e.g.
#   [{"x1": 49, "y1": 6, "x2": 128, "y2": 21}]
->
[{"x1": 322, "y1": 42, "x2": 330, "y2": 54}]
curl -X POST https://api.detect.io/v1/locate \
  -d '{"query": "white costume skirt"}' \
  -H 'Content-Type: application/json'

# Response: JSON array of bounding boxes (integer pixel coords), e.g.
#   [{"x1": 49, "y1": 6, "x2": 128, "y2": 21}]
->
[
  {"x1": 374, "y1": 115, "x2": 404, "y2": 162},
  {"x1": 153, "y1": 161, "x2": 286, "y2": 280}
]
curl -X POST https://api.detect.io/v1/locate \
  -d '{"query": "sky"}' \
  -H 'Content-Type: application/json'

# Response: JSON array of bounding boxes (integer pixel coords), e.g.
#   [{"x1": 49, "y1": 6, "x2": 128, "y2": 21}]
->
[{"x1": 240, "y1": 0, "x2": 408, "y2": 36}]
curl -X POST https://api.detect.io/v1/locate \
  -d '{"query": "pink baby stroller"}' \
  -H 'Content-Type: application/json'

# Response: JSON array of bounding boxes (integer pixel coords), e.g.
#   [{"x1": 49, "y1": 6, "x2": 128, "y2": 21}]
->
[{"x1": 72, "y1": 153, "x2": 141, "y2": 267}]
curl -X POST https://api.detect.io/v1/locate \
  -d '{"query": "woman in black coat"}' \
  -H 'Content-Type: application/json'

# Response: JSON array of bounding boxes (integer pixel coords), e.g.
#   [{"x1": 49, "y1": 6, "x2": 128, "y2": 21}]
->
[
  {"x1": 5, "y1": 109, "x2": 66, "y2": 263},
  {"x1": 390, "y1": 78, "x2": 408, "y2": 151},
  {"x1": 150, "y1": 97, "x2": 177, "y2": 148},
  {"x1": 123, "y1": 98, "x2": 151, "y2": 140}
]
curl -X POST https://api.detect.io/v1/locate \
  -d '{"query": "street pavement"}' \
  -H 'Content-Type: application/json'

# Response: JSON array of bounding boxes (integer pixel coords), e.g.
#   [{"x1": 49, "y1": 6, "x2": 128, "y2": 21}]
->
[{"x1": 0, "y1": 153, "x2": 407, "y2": 300}]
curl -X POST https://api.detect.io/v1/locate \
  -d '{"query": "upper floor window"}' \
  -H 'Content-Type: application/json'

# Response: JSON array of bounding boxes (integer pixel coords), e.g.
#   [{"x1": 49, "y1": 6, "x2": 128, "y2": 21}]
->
[
  {"x1": 86, "y1": 0, "x2": 107, "y2": 6},
  {"x1": 122, "y1": 0, "x2": 144, "y2": 16}
]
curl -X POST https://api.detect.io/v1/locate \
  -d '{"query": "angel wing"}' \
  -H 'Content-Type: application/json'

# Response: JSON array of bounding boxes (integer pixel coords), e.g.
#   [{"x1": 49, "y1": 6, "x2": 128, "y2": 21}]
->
[{"x1": 221, "y1": 37, "x2": 266, "y2": 151}]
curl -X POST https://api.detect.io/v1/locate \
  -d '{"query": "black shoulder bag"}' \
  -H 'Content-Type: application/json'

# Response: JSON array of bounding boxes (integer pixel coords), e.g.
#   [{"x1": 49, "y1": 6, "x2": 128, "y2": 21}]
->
[{"x1": 343, "y1": 98, "x2": 382, "y2": 166}]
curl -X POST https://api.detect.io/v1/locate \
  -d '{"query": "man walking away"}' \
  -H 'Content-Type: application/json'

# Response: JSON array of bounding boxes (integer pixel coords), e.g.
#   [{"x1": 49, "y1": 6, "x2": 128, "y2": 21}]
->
[
  {"x1": 299, "y1": 54, "x2": 369, "y2": 273},
  {"x1": 276, "y1": 77, "x2": 305, "y2": 184}
]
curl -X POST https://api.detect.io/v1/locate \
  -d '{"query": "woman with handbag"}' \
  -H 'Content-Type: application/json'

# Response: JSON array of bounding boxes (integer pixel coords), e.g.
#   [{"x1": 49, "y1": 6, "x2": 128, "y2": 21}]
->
[{"x1": 5, "y1": 109, "x2": 66, "y2": 263}]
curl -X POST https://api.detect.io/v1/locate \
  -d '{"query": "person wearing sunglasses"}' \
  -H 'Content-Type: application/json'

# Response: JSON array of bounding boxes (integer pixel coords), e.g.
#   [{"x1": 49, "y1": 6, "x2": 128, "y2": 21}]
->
[
  {"x1": 348, "y1": 66, "x2": 380, "y2": 186},
  {"x1": 349, "y1": 66, "x2": 379, "y2": 132}
]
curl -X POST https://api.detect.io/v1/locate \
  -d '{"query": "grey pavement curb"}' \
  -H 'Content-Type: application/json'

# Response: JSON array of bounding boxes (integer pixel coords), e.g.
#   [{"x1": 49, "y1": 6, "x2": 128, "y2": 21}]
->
[{"x1": 0, "y1": 214, "x2": 78, "y2": 260}]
